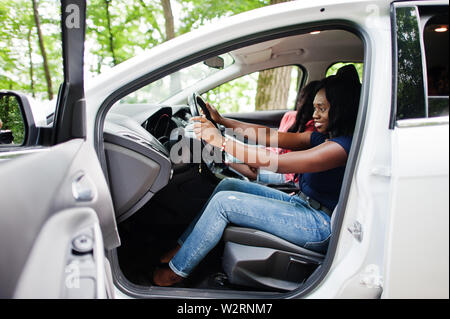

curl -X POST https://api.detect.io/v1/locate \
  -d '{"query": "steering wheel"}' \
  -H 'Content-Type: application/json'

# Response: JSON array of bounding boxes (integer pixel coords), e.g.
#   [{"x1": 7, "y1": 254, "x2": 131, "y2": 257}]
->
[
  {"x1": 188, "y1": 92, "x2": 218, "y2": 128},
  {"x1": 187, "y1": 92, "x2": 228, "y2": 171},
  {"x1": 186, "y1": 93, "x2": 250, "y2": 181}
]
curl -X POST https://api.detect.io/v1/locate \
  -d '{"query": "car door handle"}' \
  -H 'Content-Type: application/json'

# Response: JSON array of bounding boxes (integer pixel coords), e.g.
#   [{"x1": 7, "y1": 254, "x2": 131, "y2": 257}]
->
[{"x1": 72, "y1": 172, "x2": 95, "y2": 202}]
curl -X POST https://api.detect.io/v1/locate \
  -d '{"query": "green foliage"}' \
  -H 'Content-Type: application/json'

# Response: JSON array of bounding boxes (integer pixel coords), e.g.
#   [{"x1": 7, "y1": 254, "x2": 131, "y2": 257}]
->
[
  {"x1": 86, "y1": 0, "x2": 163, "y2": 70},
  {"x1": 326, "y1": 62, "x2": 364, "y2": 82},
  {"x1": 0, "y1": 0, "x2": 274, "y2": 111},
  {"x1": 0, "y1": 0, "x2": 369, "y2": 120},
  {"x1": 0, "y1": 95, "x2": 25, "y2": 144},
  {"x1": 177, "y1": 0, "x2": 268, "y2": 35},
  {"x1": 203, "y1": 66, "x2": 301, "y2": 114},
  {"x1": 0, "y1": 0, "x2": 269, "y2": 99},
  {"x1": 394, "y1": 7, "x2": 426, "y2": 119},
  {"x1": 204, "y1": 73, "x2": 259, "y2": 113},
  {"x1": 0, "y1": 0, "x2": 62, "y2": 100}
]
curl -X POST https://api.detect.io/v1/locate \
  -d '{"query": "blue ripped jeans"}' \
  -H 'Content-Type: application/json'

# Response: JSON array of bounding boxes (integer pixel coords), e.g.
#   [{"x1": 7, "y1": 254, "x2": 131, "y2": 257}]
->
[
  {"x1": 257, "y1": 169, "x2": 287, "y2": 184},
  {"x1": 169, "y1": 178, "x2": 331, "y2": 278}
]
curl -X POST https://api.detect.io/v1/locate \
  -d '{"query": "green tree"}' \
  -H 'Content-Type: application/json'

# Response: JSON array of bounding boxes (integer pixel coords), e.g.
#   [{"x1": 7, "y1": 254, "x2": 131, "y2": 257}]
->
[
  {"x1": 161, "y1": 0, "x2": 175, "y2": 41},
  {"x1": 32, "y1": 0, "x2": 53, "y2": 100},
  {"x1": 254, "y1": 0, "x2": 293, "y2": 111},
  {"x1": 1, "y1": 0, "x2": 280, "y2": 110},
  {"x1": 0, "y1": 95, "x2": 25, "y2": 144},
  {"x1": 86, "y1": 0, "x2": 165, "y2": 73},
  {"x1": 204, "y1": 72, "x2": 259, "y2": 113},
  {"x1": 326, "y1": 62, "x2": 364, "y2": 82},
  {"x1": 0, "y1": 0, "x2": 62, "y2": 101},
  {"x1": 177, "y1": 0, "x2": 269, "y2": 35},
  {"x1": 395, "y1": 7, "x2": 426, "y2": 119}
]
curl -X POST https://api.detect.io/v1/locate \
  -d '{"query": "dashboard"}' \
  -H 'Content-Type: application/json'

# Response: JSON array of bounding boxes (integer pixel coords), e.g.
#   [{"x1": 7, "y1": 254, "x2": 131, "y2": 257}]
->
[
  {"x1": 102, "y1": 103, "x2": 266, "y2": 223},
  {"x1": 143, "y1": 106, "x2": 191, "y2": 146},
  {"x1": 103, "y1": 104, "x2": 192, "y2": 223}
]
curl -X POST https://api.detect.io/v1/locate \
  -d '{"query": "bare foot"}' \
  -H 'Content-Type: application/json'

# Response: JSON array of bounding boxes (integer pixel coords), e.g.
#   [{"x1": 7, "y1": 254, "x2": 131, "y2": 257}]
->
[
  {"x1": 153, "y1": 267, "x2": 183, "y2": 287},
  {"x1": 159, "y1": 244, "x2": 181, "y2": 263}
]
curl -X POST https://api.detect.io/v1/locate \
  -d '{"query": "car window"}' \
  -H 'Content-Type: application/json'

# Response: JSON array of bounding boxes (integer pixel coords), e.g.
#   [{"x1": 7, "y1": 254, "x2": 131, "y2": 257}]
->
[
  {"x1": 393, "y1": 5, "x2": 449, "y2": 122},
  {"x1": 393, "y1": 6, "x2": 427, "y2": 121},
  {"x1": 202, "y1": 66, "x2": 303, "y2": 114},
  {"x1": 326, "y1": 62, "x2": 363, "y2": 82},
  {"x1": 119, "y1": 54, "x2": 234, "y2": 105},
  {"x1": 422, "y1": 10, "x2": 449, "y2": 117}
]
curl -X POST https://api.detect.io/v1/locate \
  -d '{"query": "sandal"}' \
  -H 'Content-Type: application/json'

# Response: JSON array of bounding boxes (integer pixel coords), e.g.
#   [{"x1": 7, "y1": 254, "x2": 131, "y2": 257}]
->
[{"x1": 153, "y1": 265, "x2": 183, "y2": 287}]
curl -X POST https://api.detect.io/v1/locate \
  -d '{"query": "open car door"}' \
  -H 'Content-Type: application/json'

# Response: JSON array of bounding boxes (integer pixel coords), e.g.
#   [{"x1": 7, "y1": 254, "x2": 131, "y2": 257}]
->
[{"x1": 0, "y1": 0, "x2": 119, "y2": 298}]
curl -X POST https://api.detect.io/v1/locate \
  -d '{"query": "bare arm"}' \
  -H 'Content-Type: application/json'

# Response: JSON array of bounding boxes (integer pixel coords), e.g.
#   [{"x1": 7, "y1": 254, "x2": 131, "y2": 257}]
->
[
  {"x1": 222, "y1": 138, "x2": 347, "y2": 174},
  {"x1": 227, "y1": 163, "x2": 258, "y2": 180},
  {"x1": 193, "y1": 116, "x2": 348, "y2": 174},
  {"x1": 206, "y1": 102, "x2": 311, "y2": 150}
]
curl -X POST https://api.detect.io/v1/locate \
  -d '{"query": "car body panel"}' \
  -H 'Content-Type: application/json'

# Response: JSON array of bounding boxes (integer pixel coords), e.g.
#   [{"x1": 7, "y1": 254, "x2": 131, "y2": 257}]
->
[
  {"x1": 93, "y1": 0, "x2": 388, "y2": 298},
  {"x1": 0, "y1": 0, "x2": 448, "y2": 298},
  {"x1": 0, "y1": 0, "x2": 118, "y2": 298},
  {"x1": 91, "y1": 0, "x2": 447, "y2": 299},
  {"x1": 0, "y1": 139, "x2": 117, "y2": 298},
  {"x1": 384, "y1": 118, "x2": 449, "y2": 298}
]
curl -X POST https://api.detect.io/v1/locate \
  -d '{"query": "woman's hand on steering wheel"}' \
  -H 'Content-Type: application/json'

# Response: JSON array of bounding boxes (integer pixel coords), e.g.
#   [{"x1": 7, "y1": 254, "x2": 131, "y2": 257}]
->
[
  {"x1": 202, "y1": 102, "x2": 224, "y2": 125},
  {"x1": 191, "y1": 116, "x2": 224, "y2": 148}
]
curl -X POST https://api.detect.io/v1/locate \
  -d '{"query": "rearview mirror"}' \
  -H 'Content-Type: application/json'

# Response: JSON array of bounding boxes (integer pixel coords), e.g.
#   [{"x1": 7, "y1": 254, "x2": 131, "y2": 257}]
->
[
  {"x1": 204, "y1": 56, "x2": 225, "y2": 69},
  {"x1": 0, "y1": 92, "x2": 37, "y2": 147}
]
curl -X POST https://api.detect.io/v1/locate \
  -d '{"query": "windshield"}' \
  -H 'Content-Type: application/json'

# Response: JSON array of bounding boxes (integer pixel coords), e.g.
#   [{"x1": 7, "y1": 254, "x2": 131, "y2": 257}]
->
[{"x1": 120, "y1": 54, "x2": 234, "y2": 105}]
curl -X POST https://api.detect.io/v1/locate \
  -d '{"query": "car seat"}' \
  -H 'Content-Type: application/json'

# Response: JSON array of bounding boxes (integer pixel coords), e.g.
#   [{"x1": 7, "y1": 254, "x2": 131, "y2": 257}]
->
[{"x1": 221, "y1": 208, "x2": 336, "y2": 291}]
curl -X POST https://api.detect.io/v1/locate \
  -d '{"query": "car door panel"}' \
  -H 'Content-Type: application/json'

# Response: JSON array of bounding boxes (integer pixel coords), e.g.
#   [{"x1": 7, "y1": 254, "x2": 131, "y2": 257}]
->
[
  {"x1": 63, "y1": 140, "x2": 120, "y2": 249},
  {"x1": 384, "y1": 119, "x2": 449, "y2": 298},
  {"x1": 0, "y1": 139, "x2": 119, "y2": 298},
  {"x1": 13, "y1": 207, "x2": 106, "y2": 298},
  {"x1": 0, "y1": 0, "x2": 122, "y2": 299},
  {"x1": 383, "y1": 2, "x2": 449, "y2": 298}
]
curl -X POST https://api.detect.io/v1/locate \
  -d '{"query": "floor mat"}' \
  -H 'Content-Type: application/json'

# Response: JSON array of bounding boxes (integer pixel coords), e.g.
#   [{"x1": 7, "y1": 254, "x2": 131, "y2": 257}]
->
[{"x1": 116, "y1": 215, "x2": 281, "y2": 292}]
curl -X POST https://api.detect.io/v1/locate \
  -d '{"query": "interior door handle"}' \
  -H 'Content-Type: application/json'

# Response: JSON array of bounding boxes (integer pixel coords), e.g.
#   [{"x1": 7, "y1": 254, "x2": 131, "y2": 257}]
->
[{"x1": 72, "y1": 172, "x2": 95, "y2": 202}]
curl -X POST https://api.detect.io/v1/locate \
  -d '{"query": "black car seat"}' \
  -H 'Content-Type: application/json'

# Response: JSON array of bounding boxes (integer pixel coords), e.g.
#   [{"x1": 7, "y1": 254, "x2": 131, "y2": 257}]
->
[{"x1": 221, "y1": 208, "x2": 336, "y2": 291}]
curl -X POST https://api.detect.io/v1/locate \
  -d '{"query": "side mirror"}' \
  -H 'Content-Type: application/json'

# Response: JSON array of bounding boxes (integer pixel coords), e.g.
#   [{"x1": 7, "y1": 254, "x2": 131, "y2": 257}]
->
[
  {"x1": 204, "y1": 56, "x2": 225, "y2": 69},
  {"x1": 0, "y1": 91, "x2": 38, "y2": 147}
]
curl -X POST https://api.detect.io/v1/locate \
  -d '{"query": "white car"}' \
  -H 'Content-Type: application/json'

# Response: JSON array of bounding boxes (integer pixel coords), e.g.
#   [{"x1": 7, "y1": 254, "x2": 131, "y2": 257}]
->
[{"x1": 0, "y1": 0, "x2": 448, "y2": 300}]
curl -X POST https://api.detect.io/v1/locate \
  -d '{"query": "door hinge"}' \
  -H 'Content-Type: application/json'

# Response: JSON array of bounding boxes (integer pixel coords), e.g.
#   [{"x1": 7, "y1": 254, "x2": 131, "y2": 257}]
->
[{"x1": 348, "y1": 220, "x2": 363, "y2": 242}]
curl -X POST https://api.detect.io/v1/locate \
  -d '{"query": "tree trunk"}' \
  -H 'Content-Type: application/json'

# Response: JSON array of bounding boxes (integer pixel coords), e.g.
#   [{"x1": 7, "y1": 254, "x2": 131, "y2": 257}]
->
[
  {"x1": 4, "y1": 96, "x2": 10, "y2": 127},
  {"x1": 138, "y1": 0, "x2": 164, "y2": 40},
  {"x1": 104, "y1": 0, "x2": 117, "y2": 65},
  {"x1": 161, "y1": 0, "x2": 181, "y2": 92},
  {"x1": 27, "y1": 27, "x2": 35, "y2": 98},
  {"x1": 255, "y1": 0, "x2": 292, "y2": 111},
  {"x1": 32, "y1": 0, "x2": 52, "y2": 100},
  {"x1": 161, "y1": 0, "x2": 175, "y2": 41},
  {"x1": 255, "y1": 66, "x2": 293, "y2": 111}
]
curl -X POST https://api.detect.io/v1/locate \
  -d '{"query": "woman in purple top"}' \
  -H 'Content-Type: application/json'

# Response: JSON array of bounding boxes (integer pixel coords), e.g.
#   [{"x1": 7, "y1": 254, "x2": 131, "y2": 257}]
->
[{"x1": 153, "y1": 73, "x2": 361, "y2": 286}]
